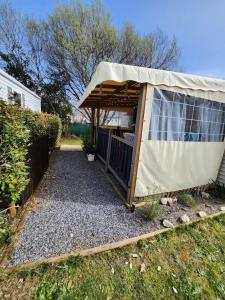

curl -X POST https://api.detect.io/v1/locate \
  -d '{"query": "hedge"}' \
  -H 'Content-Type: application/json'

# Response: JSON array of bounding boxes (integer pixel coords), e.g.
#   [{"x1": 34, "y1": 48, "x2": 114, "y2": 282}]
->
[{"x1": 0, "y1": 101, "x2": 62, "y2": 206}]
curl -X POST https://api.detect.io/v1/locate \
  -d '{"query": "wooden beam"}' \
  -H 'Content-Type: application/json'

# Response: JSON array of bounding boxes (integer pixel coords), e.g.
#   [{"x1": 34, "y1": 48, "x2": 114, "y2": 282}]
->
[
  {"x1": 96, "y1": 108, "x2": 100, "y2": 145},
  {"x1": 91, "y1": 108, "x2": 95, "y2": 144},
  {"x1": 96, "y1": 82, "x2": 140, "y2": 91},
  {"x1": 105, "y1": 129, "x2": 112, "y2": 171},
  {"x1": 127, "y1": 83, "x2": 148, "y2": 206}
]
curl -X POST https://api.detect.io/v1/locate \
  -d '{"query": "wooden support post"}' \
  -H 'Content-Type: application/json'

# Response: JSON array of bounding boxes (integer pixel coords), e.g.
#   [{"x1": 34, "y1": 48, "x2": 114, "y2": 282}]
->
[
  {"x1": 105, "y1": 129, "x2": 112, "y2": 171},
  {"x1": 127, "y1": 83, "x2": 148, "y2": 206},
  {"x1": 91, "y1": 108, "x2": 95, "y2": 144},
  {"x1": 96, "y1": 108, "x2": 100, "y2": 146}
]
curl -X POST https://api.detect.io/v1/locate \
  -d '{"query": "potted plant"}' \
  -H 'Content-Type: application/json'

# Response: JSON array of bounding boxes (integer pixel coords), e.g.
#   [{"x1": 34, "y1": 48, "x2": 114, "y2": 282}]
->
[{"x1": 82, "y1": 135, "x2": 96, "y2": 161}]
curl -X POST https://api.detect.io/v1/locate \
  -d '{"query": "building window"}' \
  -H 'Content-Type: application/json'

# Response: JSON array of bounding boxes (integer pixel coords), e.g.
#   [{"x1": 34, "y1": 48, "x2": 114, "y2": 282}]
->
[
  {"x1": 7, "y1": 86, "x2": 13, "y2": 104},
  {"x1": 149, "y1": 88, "x2": 225, "y2": 142},
  {"x1": 14, "y1": 93, "x2": 21, "y2": 106}
]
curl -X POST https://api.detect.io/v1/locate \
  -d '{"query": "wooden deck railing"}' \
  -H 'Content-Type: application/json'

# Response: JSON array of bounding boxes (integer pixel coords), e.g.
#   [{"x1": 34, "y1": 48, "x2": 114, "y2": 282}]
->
[
  {"x1": 109, "y1": 135, "x2": 133, "y2": 190},
  {"x1": 96, "y1": 128, "x2": 109, "y2": 163},
  {"x1": 97, "y1": 129, "x2": 133, "y2": 192}
]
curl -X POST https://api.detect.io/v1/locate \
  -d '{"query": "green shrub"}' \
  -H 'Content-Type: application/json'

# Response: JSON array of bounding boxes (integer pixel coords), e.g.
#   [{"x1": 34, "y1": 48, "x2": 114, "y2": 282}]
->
[
  {"x1": 137, "y1": 196, "x2": 161, "y2": 221},
  {"x1": 48, "y1": 114, "x2": 62, "y2": 148},
  {"x1": 0, "y1": 101, "x2": 62, "y2": 206},
  {"x1": 177, "y1": 193, "x2": 198, "y2": 207},
  {"x1": 0, "y1": 102, "x2": 30, "y2": 204},
  {"x1": 81, "y1": 134, "x2": 96, "y2": 154}
]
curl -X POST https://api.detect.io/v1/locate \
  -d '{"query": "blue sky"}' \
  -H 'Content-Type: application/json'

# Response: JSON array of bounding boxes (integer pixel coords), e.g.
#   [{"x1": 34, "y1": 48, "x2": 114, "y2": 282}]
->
[{"x1": 9, "y1": 0, "x2": 225, "y2": 79}]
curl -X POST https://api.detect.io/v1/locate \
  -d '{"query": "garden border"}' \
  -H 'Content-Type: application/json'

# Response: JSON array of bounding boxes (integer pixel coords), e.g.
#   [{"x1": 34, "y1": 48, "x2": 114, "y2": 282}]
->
[
  {"x1": 2, "y1": 211, "x2": 224, "y2": 274},
  {"x1": 0, "y1": 192, "x2": 41, "y2": 269}
]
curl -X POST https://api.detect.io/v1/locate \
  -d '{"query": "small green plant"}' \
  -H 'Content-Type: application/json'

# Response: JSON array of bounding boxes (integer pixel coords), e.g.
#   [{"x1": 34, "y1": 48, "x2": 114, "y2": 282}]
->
[
  {"x1": 81, "y1": 134, "x2": 96, "y2": 154},
  {"x1": 0, "y1": 214, "x2": 11, "y2": 247},
  {"x1": 137, "y1": 196, "x2": 161, "y2": 221},
  {"x1": 177, "y1": 193, "x2": 198, "y2": 208}
]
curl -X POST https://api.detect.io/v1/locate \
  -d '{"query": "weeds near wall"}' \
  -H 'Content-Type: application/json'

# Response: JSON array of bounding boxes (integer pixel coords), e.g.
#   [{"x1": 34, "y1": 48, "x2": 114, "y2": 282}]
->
[{"x1": 137, "y1": 195, "x2": 161, "y2": 221}]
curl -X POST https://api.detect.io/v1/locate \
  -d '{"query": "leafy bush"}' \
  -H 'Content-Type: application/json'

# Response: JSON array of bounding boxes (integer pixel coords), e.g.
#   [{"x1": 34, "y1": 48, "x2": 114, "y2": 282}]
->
[
  {"x1": 177, "y1": 193, "x2": 198, "y2": 207},
  {"x1": 0, "y1": 101, "x2": 62, "y2": 206},
  {"x1": 137, "y1": 196, "x2": 161, "y2": 221},
  {"x1": 0, "y1": 215, "x2": 11, "y2": 246}
]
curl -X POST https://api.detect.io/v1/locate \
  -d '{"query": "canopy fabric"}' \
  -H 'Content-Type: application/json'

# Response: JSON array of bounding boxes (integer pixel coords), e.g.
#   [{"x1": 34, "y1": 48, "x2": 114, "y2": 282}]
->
[
  {"x1": 78, "y1": 62, "x2": 225, "y2": 108},
  {"x1": 135, "y1": 84, "x2": 225, "y2": 197}
]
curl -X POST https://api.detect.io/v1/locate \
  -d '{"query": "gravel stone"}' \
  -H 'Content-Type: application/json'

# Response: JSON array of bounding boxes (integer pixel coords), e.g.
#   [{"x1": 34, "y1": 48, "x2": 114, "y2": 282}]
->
[
  {"x1": 179, "y1": 214, "x2": 190, "y2": 223},
  {"x1": 197, "y1": 211, "x2": 207, "y2": 218},
  {"x1": 7, "y1": 151, "x2": 167, "y2": 266},
  {"x1": 162, "y1": 219, "x2": 174, "y2": 228},
  {"x1": 8, "y1": 150, "x2": 225, "y2": 266}
]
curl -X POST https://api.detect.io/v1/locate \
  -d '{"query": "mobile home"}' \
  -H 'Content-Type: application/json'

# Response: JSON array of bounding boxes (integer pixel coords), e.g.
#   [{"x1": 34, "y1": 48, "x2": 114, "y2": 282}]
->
[
  {"x1": 0, "y1": 69, "x2": 41, "y2": 112},
  {"x1": 78, "y1": 62, "x2": 225, "y2": 206}
]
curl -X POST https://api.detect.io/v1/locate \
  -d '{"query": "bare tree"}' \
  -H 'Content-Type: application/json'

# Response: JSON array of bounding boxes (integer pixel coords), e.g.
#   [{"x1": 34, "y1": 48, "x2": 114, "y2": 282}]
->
[{"x1": 0, "y1": 0, "x2": 180, "y2": 124}]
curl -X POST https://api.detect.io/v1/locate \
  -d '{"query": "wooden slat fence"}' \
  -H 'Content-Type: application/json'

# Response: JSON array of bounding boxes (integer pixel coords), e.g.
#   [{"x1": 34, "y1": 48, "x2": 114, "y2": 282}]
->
[
  {"x1": 97, "y1": 129, "x2": 133, "y2": 193},
  {"x1": 20, "y1": 135, "x2": 50, "y2": 205},
  {"x1": 97, "y1": 128, "x2": 109, "y2": 163}
]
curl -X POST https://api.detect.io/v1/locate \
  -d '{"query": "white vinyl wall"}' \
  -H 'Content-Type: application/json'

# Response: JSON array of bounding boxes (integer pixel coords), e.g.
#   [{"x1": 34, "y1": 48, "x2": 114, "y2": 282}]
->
[
  {"x1": 0, "y1": 70, "x2": 41, "y2": 112},
  {"x1": 135, "y1": 84, "x2": 225, "y2": 197}
]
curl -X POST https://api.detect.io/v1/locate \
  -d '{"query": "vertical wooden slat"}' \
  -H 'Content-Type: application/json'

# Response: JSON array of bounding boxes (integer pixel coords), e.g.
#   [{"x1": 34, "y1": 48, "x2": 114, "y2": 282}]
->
[
  {"x1": 127, "y1": 83, "x2": 148, "y2": 206},
  {"x1": 105, "y1": 129, "x2": 112, "y2": 171},
  {"x1": 91, "y1": 108, "x2": 95, "y2": 144},
  {"x1": 96, "y1": 108, "x2": 100, "y2": 145}
]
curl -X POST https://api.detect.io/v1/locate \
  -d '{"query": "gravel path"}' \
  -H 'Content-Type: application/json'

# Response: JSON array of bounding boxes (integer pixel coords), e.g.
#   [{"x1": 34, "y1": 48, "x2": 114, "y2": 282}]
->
[{"x1": 9, "y1": 149, "x2": 224, "y2": 266}]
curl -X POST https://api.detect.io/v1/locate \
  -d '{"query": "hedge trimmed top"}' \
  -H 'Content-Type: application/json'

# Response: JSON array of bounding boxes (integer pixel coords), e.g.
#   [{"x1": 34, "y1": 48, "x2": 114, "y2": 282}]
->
[{"x1": 0, "y1": 101, "x2": 62, "y2": 204}]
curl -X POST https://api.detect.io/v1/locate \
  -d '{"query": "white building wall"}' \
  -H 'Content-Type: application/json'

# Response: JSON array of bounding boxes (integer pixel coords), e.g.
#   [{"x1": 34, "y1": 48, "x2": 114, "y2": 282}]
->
[{"x1": 0, "y1": 69, "x2": 41, "y2": 112}]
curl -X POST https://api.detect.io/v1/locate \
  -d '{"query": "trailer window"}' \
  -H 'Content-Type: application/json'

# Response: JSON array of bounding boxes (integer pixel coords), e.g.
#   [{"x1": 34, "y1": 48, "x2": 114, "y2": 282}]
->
[{"x1": 149, "y1": 88, "x2": 225, "y2": 142}]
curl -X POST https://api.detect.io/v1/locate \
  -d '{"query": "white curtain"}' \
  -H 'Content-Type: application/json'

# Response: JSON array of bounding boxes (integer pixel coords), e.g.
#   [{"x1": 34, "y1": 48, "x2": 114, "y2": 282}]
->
[{"x1": 150, "y1": 89, "x2": 185, "y2": 141}]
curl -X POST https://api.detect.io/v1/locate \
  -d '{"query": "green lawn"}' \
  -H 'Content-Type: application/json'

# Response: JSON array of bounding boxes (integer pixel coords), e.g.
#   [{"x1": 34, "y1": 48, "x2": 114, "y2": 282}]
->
[
  {"x1": 60, "y1": 137, "x2": 82, "y2": 146},
  {"x1": 0, "y1": 214, "x2": 225, "y2": 299}
]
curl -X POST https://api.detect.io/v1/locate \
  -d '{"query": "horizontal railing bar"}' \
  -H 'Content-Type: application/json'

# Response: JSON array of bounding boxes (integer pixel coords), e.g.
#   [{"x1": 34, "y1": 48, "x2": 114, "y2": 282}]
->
[
  {"x1": 97, "y1": 153, "x2": 106, "y2": 165},
  {"x1": 108, "y1": 165, "x2": 128, "y2": 191},
  {"x1": 111, "y1": 135, "x2": 134, "y2": 147}
]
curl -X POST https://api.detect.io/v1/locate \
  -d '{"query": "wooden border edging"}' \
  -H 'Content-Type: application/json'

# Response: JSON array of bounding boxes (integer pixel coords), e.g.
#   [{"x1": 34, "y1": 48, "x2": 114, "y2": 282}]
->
[
  {"x1": 3, "y1": 211, "x2": 225, "y2": 274},
  {"x1": 0, "y1": 195, "x2": 36, "y2": 269}
]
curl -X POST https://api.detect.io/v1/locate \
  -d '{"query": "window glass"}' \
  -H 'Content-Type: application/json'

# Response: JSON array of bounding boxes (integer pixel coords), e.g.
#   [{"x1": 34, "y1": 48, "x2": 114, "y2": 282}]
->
[{"x1": 149, "y1": 88, "x2": 225, "y2": 142}]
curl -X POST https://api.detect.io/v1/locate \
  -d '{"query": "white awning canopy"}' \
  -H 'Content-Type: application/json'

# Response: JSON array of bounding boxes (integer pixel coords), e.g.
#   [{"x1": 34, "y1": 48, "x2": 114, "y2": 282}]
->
[{"x1": 78, "y1": 62, "x2": 225, "y2": 109}]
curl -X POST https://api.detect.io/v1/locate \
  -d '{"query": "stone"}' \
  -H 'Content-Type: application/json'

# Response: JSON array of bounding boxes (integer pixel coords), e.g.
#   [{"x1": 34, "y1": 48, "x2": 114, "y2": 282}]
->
[
  {"x1": 201, "y1": 192, "x2": 210, "y2": 199},
  {"x1": 140, "y1": 263, "x2": 146, "y2": 273},
  {"x1": 167, "y1": 197, "x2": 177, "y2": 206},
  {"x1": 179, "y1": 214, "x2": 190, "y2": 223},
  {"x1": 131, "y1": 253, "x2": 138, "y2": 258},
  {"x1": 220, "y1": 206, "x2": 225, "y2": 211},
  {"x1": 160, "y1": 198, "x2": 169, "y2": 205},
  {"x1": 197, "y1": 211, "x2": 207, "y2": 218},
  {"x1": 162, "y1": 219, "x2": 174, "y2": 228},
  {"x1": 160, "y1": 197, "x2": 177, "y2": 205}
]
